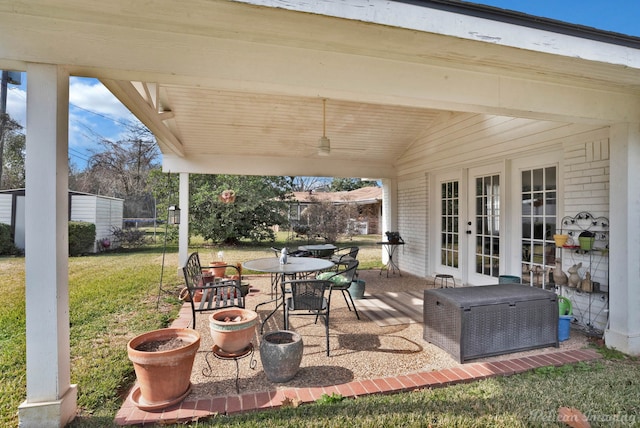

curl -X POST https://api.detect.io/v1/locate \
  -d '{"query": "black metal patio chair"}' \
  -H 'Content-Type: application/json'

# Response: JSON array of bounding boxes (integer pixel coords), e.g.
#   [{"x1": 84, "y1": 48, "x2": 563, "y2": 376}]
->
[
  {"x1": 316, "y1": 259, "x2": 360, "y2": 320},
  {"x1": 330, "y1": 246, "x2": 359, "y2": 270},
  {"x1": 283, "y1": 279, "x2": 333, "y2": 356},
  {"x1": 181, "y1": 252, "x2": 244, "y2": 328}
]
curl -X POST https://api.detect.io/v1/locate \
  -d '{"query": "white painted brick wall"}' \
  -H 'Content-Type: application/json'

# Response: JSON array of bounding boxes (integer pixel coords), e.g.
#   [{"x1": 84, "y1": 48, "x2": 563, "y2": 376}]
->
[
  {"x1": 563, "y1": 138, "x2": 610, "y2": 216},
  {"x1": 397, "y1": 175, "x2": 428, "y2": 277},
  {"x1": 560, "y1": 136, "x2": 610, "y2": 332}
]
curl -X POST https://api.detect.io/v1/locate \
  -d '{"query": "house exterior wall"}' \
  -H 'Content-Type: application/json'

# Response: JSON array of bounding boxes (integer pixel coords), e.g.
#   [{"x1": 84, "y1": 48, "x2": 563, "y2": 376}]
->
[
  {"x1": 397, "y1": 174, "x2": 428, "y2": 278},
  {"x1": 396, "y1": 113, "x2": 611, "y2": 331},
  {"x1": 557, "y1": 130, "x2": 610, "y2": 331}
]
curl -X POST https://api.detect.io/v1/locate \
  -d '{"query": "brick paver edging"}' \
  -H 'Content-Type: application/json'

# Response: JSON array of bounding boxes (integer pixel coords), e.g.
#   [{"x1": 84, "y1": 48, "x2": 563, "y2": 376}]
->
[{"x1": 114, "y1": 348, "x2": 601, "y2": 426}]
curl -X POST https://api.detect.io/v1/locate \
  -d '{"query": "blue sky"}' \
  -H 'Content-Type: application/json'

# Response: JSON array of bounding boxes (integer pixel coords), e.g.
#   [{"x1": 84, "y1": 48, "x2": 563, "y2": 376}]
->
[
  {"x1": 470, "y1": 0, "x2": 640, "y2": 36},
  {"x1": 6, "y1": 76, "x2": 137, "y2": 168},
  {"x1": 4, "y1": 1, "x2": 640, "y2": 169}
]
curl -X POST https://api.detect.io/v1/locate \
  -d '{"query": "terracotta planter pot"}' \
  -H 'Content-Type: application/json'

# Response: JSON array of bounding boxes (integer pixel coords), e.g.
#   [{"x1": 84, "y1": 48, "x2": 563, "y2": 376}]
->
[
  {"x1": 209, "y1": 308, "x2": 258, "y2": 353},
  {"x1": 210, "y1": 262, "x2": 227, "y2": 278},
  {"x1": 200, "y1": 273, "x2": 215, "y2": 285},
  {"x1": 127, "y1": 328, "x2": 200, "y2": 411}
]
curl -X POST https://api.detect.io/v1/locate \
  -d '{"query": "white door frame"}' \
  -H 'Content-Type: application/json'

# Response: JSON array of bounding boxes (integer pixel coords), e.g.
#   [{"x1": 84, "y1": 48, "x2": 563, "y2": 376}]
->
[
  {"x1": 429, "y1": 170, "x2": 465, "y2": 282},
  {"x1": 466, "y1": 163, "x2": 505, "y2": 285}
]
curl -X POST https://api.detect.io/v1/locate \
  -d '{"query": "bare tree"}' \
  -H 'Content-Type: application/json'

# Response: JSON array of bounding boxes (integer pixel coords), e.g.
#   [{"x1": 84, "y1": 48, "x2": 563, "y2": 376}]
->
[
  {"x1": 0, "y1": 114, "x2": 24, "y2": 189},
  {"x1": 300, "y1": 197, "x2": 352, "y2": 243},
  {"x1": 73, "y1": 122, "x2": 160, "y2": 217},
  {"x1": 85, "y1": 123, "x2": 158, "y2": 196},
  {"x1": 289, "y1": 176, "x2": 330, "y2": 192}
]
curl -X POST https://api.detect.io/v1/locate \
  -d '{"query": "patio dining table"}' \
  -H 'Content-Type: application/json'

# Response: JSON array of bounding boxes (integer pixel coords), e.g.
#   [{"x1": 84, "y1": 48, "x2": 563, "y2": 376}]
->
[
  {"x1": 298, "y1": 244, "x2": 337, "y2": 258},
  {"x1": 244, "y1": 256, "x2": 334, "y2": 333}
]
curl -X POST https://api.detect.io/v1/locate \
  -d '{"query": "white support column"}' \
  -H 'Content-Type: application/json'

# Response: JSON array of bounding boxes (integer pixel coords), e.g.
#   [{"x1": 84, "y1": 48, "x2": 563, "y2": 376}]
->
[
  {"x1": 605, "y1": 122, "x2": 640, "y2": 356},
  {"x1": 18, "y1": 64, "x2": 77, "y2": 427},
  {"x1": 380, "y1": 178, "x2": 398, "y2": 264},
  {"x1": 178, "y1": 172, "x2": 190, "y2": 268}
]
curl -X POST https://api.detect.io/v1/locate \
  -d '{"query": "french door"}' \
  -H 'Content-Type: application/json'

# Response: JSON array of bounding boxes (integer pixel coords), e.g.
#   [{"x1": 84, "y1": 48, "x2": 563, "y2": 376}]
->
[
  {"x1": 435, "y1": 159, "x2": 560, "y2": 285},
  {"x1": 435, "y1": 164, "x2": 503, "y2": 285},
  {"x1": 466, "y1": 165, "x2": 503, "y2": 285}
]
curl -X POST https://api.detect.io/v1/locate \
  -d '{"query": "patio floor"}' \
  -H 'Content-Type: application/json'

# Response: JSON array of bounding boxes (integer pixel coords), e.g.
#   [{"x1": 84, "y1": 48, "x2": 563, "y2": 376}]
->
[{"x1": 115, "y1": 270, "x2": 601, "y2": 426}]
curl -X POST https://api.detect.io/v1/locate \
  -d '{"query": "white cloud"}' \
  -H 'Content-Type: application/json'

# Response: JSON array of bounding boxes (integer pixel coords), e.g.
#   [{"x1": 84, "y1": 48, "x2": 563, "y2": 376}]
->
[
  {"x1": 4, "y1": 74, "x2": 142, "y2": 168},
  {"x1": 6, "y1": 85, "x2": 26, "y2": 127},
  {"x1": 5, "y1": 75, "x2": 136, "y2": 132},
  {"x1": 69, "y1": 77, "x2": 135, "y2": 123}
]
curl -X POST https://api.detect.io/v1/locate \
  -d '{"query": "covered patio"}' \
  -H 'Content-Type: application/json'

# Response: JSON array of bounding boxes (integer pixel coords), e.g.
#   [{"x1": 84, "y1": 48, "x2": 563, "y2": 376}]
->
[
  {"x1": 116, "y1": 270, "x2": 600, "y2": 425},
  {"x1": 2, "y1": 0, "x2": 640, "y2": 426}
]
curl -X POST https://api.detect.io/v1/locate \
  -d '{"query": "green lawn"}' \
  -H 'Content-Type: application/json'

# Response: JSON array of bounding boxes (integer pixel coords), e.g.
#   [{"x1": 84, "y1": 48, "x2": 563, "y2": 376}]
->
[
  {"x1": 0, "y1": 235, "x2": 383, "y2": 426},
  {"x1": 1, "y1": 237, "x2": 638, "y2": 427}
]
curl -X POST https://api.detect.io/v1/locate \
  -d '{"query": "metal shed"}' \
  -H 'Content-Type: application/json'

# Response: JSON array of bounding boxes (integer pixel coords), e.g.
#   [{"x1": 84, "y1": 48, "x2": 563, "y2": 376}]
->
[{"x1": 0, "y1": 189, "x2": 123, "y2": 253}]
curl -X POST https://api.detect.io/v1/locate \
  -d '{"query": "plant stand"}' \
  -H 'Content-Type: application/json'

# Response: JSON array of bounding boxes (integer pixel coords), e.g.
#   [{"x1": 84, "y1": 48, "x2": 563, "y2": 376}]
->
[
  {"x1": 556, "y1": 212, "x2": 609, "y2": 336},
  {"x1": 203, "y1": 344, "x2": 257, "y2": 393}
]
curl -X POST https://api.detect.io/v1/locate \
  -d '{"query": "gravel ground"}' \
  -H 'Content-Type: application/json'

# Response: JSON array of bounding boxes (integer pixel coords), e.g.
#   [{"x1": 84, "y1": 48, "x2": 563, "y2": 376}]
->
[{"x1": 187, "y1": 269, "x2": 588, "y2": 399}]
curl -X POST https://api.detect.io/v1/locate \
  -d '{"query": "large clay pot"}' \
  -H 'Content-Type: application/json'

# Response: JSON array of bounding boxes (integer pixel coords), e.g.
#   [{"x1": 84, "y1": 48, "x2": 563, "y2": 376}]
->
[
  {"x1": 210, "y1": 262, "x2": 227, "y2": 278},
  {"x1": 209, "y1": 308, "x2": 258, "y2": 353},
  {"x1": 127, "y1": 328, "x2": 200, "y2": 411},
  {"x1": 260, "y1": 330, "x2": 304, "y2": 383}
]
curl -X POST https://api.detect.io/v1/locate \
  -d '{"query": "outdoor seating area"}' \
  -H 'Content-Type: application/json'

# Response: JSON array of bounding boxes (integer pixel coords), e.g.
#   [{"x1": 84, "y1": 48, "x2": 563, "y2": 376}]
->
[
  {"x1": 116, "y1": 269, "x2": 598, "y2": 426},
  {"x1": 181, "y1": 252, "x2": 245, "y2": 329}
]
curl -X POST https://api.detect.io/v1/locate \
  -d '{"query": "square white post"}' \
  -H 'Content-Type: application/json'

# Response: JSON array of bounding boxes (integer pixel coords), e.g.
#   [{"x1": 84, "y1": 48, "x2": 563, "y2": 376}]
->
[
  {"x1": 605, "y1": 122, "x2": 640, "y2": 355},
  {"x1": 178, "y1": 172, "x2": 190, "y2": 268},
  {"x1": 380, "y1": 178, "x2": 398, "y2": 264},
  {"x1": 18, "y1": 64, "x2": 77, "y2": 427}
]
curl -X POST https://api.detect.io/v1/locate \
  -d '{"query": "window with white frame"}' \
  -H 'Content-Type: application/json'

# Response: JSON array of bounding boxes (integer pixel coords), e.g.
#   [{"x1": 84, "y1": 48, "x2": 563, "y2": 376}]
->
[{"x1": 440, "y1": 180, "x2": 459, "y2": 268}]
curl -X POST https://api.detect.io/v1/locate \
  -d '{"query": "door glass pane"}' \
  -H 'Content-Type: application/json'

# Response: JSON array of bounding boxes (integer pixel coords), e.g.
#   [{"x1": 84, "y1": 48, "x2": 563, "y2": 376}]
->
[
  {"x1": 440, "y1": 181, "x2": 459, "y2": 268},
  {"x1": 474, "y1": 174, "x2": 500, "y2": 278},
  {"x1": 520, "y1": 166, "x2": 557, "y2": 288}
]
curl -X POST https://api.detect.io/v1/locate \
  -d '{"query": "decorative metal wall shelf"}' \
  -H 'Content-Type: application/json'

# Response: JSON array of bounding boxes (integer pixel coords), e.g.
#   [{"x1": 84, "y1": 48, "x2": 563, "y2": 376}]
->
[
  {"x1": 556, "y1": 211, "x2": 609, "y2": 336},
  {"x1": 559, "y1": 212, "x2": 609, "y2": 247}
]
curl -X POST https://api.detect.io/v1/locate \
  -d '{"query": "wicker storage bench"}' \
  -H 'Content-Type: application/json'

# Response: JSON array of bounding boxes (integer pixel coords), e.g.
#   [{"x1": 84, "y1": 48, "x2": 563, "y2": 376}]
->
[{"x1": 423, "y1": 284, "x2": 558, "y2": 362}]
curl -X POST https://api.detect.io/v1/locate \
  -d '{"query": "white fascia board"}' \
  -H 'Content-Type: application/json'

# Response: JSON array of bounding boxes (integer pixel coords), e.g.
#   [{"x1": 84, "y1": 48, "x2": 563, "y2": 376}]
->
[{"x1": 237, "y1": 0, "x2": 640, "y2": 69}]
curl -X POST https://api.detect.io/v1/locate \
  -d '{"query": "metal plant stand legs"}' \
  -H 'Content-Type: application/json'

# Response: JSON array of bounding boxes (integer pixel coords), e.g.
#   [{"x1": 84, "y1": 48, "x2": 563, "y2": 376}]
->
[{"x1": 203, "y1": 344, "x2": 257, "y2": 393}]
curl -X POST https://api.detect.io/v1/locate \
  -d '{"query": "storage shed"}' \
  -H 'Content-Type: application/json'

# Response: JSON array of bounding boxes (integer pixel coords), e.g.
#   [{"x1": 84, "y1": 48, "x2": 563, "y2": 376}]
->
[{"x1": 0, "y1": 189, "x2": 123, "y2": 253}]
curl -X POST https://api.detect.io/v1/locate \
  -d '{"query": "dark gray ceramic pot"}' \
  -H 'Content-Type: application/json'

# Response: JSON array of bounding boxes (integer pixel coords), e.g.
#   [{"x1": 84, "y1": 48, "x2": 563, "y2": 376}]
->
[{"x1": 260, "y1": 330, "x2": 303, "y2": 382}]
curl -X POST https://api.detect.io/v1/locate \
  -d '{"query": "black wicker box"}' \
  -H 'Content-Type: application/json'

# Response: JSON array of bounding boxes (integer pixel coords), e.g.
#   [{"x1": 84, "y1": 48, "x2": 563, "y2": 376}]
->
[{"x1": 423, "y1": 284, "x2": 558, "y2": 362}]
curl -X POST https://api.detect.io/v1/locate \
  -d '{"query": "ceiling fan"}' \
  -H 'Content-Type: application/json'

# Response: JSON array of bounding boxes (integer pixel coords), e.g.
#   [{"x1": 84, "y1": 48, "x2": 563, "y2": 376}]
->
[{"x1": 311, "y1": 98, "x2": 365, "y2": 157}]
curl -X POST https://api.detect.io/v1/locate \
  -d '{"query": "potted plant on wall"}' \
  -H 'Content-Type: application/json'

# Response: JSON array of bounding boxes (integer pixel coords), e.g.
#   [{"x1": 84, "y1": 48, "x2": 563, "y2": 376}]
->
[{"x1": 126, "y1": 328, "x2": 200, "y2": 411}]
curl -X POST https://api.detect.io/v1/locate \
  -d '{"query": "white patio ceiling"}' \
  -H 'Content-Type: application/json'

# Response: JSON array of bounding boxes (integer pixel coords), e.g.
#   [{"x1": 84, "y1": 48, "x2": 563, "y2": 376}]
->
[{"x1": 151, "y1": 88, "x2": 442, "y2": 162}]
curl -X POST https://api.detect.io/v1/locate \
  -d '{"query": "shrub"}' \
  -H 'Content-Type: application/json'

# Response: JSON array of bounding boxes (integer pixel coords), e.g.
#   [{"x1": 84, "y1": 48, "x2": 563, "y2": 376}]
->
[
  {"x1": 69, "y1": 221, "x2": 96, "y2": 256},
  {"x1": 0, "y1": 223, "x2": 19, "y2": 255},
  {"x1": 300, "y1": 199, "x2": 356, "y2": 243},
  {"x1": 111, "y1": 226, "x2": 148, "y2": 248}
]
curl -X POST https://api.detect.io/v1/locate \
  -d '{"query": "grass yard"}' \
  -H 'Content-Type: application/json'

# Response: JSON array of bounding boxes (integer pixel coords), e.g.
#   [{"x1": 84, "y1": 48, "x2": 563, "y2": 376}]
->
[
  {"x1": 0, "y1": 249, "x2": 184, "y2": 427},
  {"x1": 1, "y1": 235, "x2": 639, "y2": 427},
  {"x1": 158, "y1": 359, "x2": 640, "y2": 427},
  {"x1": 0, "y1": 235, "x2": 383, "y2": 426}
]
